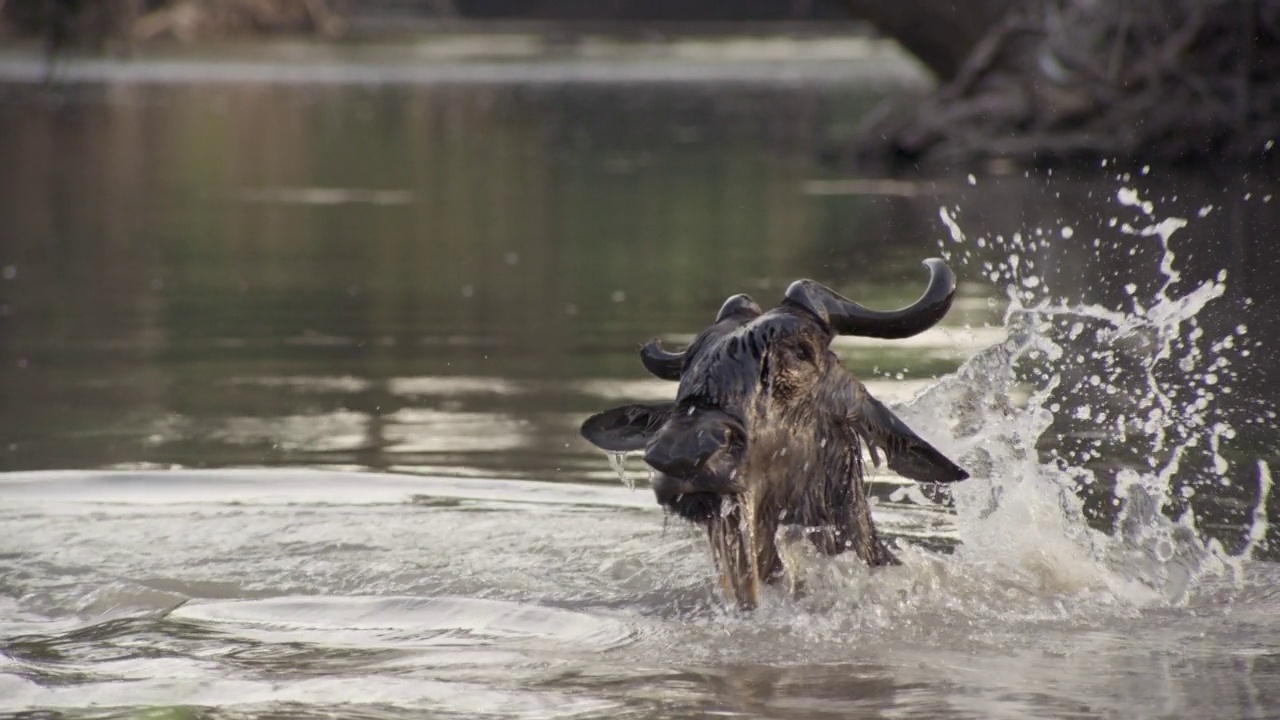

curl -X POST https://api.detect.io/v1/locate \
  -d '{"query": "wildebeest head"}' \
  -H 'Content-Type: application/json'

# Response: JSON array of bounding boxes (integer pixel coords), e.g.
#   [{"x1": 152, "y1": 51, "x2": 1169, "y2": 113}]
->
[{"x1": 581, "y1": 259, "x2": 969, "y2": 608}]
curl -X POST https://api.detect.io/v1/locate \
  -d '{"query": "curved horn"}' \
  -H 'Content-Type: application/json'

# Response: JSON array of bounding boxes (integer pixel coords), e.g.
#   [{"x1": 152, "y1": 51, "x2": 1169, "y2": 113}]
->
[
  {"x1": 715, "y1": 294, "x2": 762, "y2": 323},
  {"x1": 784, "y1": 258, "x2": 956, "y2": 339},
  {"x1": 640, "y1": 338, "x2": 684, "y2": 380},
  {"x1": 641, "y1": 294, "x2": 761, "y2": 381}
]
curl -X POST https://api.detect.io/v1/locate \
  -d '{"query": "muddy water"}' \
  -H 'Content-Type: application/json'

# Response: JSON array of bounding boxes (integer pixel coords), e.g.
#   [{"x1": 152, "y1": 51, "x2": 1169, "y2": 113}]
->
[{"x1": 1, "y1": 44, "x2": 1279, "y2": 719}]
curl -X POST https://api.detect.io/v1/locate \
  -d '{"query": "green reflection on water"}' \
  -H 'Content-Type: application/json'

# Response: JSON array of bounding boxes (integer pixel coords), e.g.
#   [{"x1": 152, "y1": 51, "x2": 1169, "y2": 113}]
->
[{"x1": 0, "y1": 78, "x2": 964, "y2": 474}]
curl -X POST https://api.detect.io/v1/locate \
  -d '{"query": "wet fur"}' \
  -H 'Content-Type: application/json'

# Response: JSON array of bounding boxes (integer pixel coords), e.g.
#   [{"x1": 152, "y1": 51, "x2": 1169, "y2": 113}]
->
[
  {"x1": 581, "y1": 292, "x2": 966, "y2": 609},
  {"x1": 670, "y1": 308, "x2": 898, "y2": 602}
]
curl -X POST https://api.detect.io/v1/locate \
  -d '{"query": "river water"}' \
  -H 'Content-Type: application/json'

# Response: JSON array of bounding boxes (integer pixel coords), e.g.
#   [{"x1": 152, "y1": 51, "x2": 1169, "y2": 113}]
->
[{"x1": 1, "y1": 41, "x2": 1279, "y2": 719}]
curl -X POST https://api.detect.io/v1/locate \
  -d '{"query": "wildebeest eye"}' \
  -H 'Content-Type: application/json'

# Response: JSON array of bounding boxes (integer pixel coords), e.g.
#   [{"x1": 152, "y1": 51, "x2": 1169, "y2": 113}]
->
[{"x1": 790, "y1": 343, "x2": 815, "y2": 364}]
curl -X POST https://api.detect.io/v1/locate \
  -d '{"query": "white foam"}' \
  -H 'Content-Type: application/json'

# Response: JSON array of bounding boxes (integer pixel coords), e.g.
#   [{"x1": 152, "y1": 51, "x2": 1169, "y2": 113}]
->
[{"x1": 875, "y1": 185, "x2": 1259, "y2": 610}]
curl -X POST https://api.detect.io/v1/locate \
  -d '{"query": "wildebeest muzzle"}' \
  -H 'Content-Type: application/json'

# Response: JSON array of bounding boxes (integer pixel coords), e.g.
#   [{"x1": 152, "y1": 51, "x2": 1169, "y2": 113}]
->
[{"x1": 641, "y1": 409, "x2": 745, "y2": 517}]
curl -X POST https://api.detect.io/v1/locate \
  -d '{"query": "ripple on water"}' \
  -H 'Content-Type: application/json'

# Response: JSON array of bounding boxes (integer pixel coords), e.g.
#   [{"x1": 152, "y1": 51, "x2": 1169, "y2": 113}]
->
[
  {"x1": 169, "y1": 595, "x2": 639, "y2": 653},
  {"x1": 4, "y1": 596, "x2": 642, "y2": 717}
]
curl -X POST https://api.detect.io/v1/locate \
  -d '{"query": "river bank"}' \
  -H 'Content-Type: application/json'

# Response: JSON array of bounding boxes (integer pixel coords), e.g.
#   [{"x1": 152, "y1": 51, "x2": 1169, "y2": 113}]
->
[{"x1": 0, "y1": 29, "x2": 930, "y2": 87}]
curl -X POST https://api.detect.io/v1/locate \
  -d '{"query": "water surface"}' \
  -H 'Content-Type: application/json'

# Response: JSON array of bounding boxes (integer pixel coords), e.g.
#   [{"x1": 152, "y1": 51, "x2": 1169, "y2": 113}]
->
[{"x1": 1, "y1": 44, "x2": 1279, "y2": 719}]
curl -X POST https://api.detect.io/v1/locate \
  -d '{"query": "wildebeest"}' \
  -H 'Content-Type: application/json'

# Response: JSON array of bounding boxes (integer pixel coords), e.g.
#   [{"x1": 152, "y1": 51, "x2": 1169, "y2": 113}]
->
[{"x1": 580, "y1": 259, "x2": 969, "y2": 608}]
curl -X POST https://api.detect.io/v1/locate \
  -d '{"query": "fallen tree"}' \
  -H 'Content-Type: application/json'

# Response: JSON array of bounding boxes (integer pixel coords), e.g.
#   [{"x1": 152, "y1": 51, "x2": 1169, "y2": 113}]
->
[{"x1": 845, "y1": 0, "x2": 1280, "y2": 165}]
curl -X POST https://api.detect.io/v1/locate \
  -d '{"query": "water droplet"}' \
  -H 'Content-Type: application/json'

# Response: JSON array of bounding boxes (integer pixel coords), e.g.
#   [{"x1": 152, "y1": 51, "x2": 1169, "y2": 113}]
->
[{"x1": 608, "y1": 452, "x2": 635, "y2": 490}]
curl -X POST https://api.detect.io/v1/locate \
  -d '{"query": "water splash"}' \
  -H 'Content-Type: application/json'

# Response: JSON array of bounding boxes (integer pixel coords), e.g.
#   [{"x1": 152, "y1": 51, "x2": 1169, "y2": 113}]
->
[
  {"x1": 898, "y1": 186, "x2": 1260, "y2": 609},
  {"x1": 1244, "y1": 461, "x2": 1274, "y2": 559},
  {"x1": 608, "y1": 451, "x2": 637, "y2": 490}
]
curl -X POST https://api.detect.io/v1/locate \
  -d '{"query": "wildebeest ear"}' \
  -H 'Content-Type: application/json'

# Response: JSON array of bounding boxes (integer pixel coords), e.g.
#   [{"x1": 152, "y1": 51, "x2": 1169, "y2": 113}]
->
[
  {"x1": 849, "y1": 391, "x2": 969, "y2": 484},
  {"x1": 580, "y1": 403, "x2": 675, "y2": 452}
]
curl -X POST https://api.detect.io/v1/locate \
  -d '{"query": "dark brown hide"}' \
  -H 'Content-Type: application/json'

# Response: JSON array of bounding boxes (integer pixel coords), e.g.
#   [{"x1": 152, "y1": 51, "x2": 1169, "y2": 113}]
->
[{"x1": 581, "y1": 260, "x2": 968, "y2": 609}]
